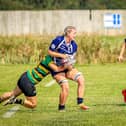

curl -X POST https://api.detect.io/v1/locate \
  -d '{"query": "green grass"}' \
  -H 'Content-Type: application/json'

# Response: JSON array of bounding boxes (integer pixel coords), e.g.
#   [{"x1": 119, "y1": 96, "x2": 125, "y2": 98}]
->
[{"x1": 0, "y1": 63, "x2": 126, "y2": 126}]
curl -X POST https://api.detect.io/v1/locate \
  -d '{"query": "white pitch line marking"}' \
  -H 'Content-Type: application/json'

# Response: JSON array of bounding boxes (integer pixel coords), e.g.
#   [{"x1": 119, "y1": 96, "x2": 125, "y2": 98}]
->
[
  {"x1": 45, "y1": 80, "x2": 56, "y2": 87},
  {"x1": 2, "y1": 105, "x2": 20, "y2": 118}
]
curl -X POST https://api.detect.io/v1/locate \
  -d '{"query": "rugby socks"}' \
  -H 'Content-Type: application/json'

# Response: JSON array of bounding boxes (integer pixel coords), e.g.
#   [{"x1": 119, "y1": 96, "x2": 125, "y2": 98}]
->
[
  {"x1": 0, "y1": 97, "x2": 4, "y2": 103},
  {"x1": 77, "y1": 97, "x2": 90, "y2": 110},
  {"x1": 14, "y1": 98, "x2": 24, "y2": 105},
  {"x1": 0, "y1": 97, "x2": 2, "y2": 103},
  {"x1": 122, "y1": 89, "x2": 126, "y2": 102},
  {"x1": 58, "y1": 104, "x2": 65, "y2": 111},
  {"x1": 77, "y1": 97, "x2": 83, "y2": 105}
]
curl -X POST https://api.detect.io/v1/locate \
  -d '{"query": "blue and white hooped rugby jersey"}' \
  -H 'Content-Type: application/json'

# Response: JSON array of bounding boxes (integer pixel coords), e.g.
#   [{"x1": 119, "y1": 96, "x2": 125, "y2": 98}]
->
[{"x1": 49, "y1": 36, "x2": 77, "y2": 66}]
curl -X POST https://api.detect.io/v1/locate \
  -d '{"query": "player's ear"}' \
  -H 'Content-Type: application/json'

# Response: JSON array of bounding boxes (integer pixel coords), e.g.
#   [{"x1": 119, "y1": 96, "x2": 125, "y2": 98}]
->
[{"x1": 64, "y1": 29, "x2": 68, "y2": 36}]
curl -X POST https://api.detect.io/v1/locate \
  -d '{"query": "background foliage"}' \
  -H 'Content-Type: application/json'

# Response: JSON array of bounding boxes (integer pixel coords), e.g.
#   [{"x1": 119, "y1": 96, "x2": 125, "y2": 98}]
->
[
  {"x1": 0, "y1": 35, "x2": 124, "y2": 64},
  {"x1": 0, "y1": 0, "x2": 126, "y2": 10}
]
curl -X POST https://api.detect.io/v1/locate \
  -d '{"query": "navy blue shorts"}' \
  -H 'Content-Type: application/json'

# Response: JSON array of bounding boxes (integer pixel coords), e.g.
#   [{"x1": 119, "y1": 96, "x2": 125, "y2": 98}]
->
[
  {"x1": 17, "y1": 72, "x2": 36, "y2": 97},
  {"x1": 50, "y1": 69, "x2": 69, "y2": 77}
]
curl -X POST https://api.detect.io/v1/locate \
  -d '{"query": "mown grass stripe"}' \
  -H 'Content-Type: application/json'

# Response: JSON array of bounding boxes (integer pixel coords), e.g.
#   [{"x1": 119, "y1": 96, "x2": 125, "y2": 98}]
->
[
  {"x1": 2, "y1": 106, "x2": 20, "y2": 118},
  {"x1": 45, "y1": 80, "x2": 56, "y2": 87}
]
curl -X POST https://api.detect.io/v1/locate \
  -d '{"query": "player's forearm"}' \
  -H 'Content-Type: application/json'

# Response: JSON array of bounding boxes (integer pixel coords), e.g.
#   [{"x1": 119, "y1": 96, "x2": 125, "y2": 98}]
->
[
  {"x1": 49, "y1": 63, "x2": 65, "y2": 72},
  {"x1": 48, "y1": 50, "x2": 66, "y2": 59},
  {"x1": 119, "y1": 43, "x2": 126, "y2": 57}
]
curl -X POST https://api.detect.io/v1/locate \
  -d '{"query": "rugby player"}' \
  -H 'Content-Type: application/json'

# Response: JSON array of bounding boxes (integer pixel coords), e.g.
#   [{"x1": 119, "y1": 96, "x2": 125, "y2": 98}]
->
[
  {"x1": 0, "y1": 55, "x2": 68, "y2": 109},
  {"x1": 48, "y1": 26, "x2": 89, "y2": 111},
  {"x1": 118, "y1": 38, "x2": 126, "y2": 102}
]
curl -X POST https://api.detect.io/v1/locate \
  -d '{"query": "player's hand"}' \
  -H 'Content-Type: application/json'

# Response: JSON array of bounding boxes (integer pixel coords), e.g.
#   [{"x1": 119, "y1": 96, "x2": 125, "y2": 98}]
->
[
  {"x1": 118, "y1": 55, "x2": 124, "y2": 62},
  {"x1": 64, "y1": 64, "x2": 73, "y2": 70},
  {"x1": 62, "y1": 54, "x2": 69, "y2": 59}
]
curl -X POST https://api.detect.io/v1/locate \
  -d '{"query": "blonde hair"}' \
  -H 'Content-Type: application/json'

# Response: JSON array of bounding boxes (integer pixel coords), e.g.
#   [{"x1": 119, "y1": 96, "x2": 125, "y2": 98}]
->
[{"x1": 64, "y1": 26, "x2": 76, "y2": 36}]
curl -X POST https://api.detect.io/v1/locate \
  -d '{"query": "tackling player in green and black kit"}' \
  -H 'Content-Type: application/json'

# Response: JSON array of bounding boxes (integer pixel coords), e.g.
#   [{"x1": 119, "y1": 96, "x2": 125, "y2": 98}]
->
[{"x1": 0, "y1": 55, "x2": 66, "y2": 109}]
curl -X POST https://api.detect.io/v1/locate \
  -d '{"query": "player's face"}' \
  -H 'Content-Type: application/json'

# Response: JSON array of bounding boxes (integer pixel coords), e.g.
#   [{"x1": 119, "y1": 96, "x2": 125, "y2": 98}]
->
[{"x1": 68, "y1": 29, "x2": 77, "y2": 41}]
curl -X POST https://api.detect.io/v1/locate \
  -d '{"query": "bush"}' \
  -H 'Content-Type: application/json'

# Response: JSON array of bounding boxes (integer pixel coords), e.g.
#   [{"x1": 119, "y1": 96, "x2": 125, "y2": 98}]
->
[
  {"x1": 0, "y1": 34, "x2": 124, "y2": 64},
  {"x1": 76, "y1": 34, "x2": 123, "y2": 64}
]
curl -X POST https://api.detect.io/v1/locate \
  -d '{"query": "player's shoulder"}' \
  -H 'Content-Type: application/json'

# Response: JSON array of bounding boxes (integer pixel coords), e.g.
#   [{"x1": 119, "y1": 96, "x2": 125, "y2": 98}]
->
[
  {"x1": 54, "y1": 35, "x2": 64, "y2": 41},
  {"x1": 71, "y1": 40, "x2": 77, "y2": 47},
  {"x1": 45, "y1": 55, "x2": 52, "y2": 60},
  {"x1": 41, "y1": 55, "x2": 53, "y2": 65}
]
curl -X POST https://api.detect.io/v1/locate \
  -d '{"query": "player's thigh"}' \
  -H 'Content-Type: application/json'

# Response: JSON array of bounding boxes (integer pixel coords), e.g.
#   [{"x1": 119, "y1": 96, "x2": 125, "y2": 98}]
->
[
  {"x1": 54, "y1": 72, "x2": 66, "y2": 82},
  {"x1": 13, "y1": 86, "x2": 22, "y2": 97},
  {"x1": 66, "y1": 68, "x2": 79, "y2": 80},
  {"x1": 54, "y1": 72, "x2": 70, "y2": 87}
]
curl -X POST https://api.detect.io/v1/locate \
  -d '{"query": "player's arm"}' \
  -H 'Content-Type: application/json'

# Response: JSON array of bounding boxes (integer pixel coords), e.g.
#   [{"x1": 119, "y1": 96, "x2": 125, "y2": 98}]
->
[
  {"x1": 48, "y1": 62, "x2": 65, "y2": 72},
  {"x1": 118, "y1": 38, "x2": 126, "y2": 62},
  {"x1": 48, "y1": 49, "x2": 67, "y2": 59},
  {"x1": 48, "y1": 37, "x2": 68, "y2": 59},
  {"x1": 48, "y1": 62, "x2": 74, "y2": 72}
]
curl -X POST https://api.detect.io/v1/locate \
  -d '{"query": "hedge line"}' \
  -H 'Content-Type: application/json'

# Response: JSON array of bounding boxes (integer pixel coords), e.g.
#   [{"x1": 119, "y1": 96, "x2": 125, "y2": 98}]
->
[{"x1": 0, "y1": 34, "x2": 124, "y2": 64}]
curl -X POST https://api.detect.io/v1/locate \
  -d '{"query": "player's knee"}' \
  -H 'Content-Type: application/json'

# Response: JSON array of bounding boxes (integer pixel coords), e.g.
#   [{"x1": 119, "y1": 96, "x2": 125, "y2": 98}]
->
[
  {"x1": 58, "y1": 79, "x2": 68, "y2": 85},
  {"x1": 30, "y1": 102, "x2": 37, "y2": 109},
  {"x1": 73, "y1": 72, "x2": 84, "y2": 82},
  {"x1": 78, "y1": 75, "x2": 85, "y2": 82},
  {"x1": 77, "y1": 76, "x2": 85, "y2": 86}
]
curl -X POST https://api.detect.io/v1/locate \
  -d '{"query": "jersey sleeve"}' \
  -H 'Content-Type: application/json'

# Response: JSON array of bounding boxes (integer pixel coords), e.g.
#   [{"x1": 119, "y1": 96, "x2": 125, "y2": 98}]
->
[
  {"x1": 49, "y1": 36, "x2": 62, "y2": 51},
  {"x1": 45, "y1": 55, "x2": 54, "y2": 66},
  {"x1": 40, "y1": 55, "x2": 53, "y2": 66},
  {"x1": 46, "y1": 55, "x2": 54, "y2": 66}
]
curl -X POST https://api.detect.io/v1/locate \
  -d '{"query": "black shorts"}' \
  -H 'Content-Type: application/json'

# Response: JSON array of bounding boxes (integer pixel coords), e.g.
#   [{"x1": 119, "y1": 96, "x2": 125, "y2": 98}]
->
[{"x1": 17, "y1": 72, "x2": 36, "y2": 97}]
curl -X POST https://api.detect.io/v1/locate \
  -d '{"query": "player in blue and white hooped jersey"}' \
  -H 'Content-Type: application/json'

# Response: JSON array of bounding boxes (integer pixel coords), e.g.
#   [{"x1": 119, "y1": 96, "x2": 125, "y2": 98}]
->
[
  {"x1": 49, "y1": 35, "x2": 77, "y2": 66},
  {"x1": 48, "y1": 26, "x2": 89, "y2": 111},
  {"x1": 118, "y1": 38, "x2": 126, "y2": 102}
]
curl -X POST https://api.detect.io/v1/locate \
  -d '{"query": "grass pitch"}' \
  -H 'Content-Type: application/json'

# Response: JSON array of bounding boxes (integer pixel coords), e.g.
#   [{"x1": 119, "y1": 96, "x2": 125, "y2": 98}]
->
[{"x1": 0, "y1": 63, "x2": 126, "y2": 126}]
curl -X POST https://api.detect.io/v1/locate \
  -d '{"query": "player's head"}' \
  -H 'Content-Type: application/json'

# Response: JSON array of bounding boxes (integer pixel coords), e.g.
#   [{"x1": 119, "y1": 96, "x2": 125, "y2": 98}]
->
[{"x1": 64, "y1": 26, "x2": 77, "y2": 40}]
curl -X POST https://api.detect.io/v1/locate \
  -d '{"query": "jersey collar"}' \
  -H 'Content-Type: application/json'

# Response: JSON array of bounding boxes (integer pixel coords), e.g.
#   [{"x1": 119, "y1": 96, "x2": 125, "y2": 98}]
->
[{"x1": 64, "y1": 36, "x2": 71, "y2": 46}]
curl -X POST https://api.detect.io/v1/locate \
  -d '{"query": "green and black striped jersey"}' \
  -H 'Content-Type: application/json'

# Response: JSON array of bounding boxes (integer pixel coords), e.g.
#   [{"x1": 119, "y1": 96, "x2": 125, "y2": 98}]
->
[{"x1": 27, "y1": 55, "x2": 53, "y2": 84}]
